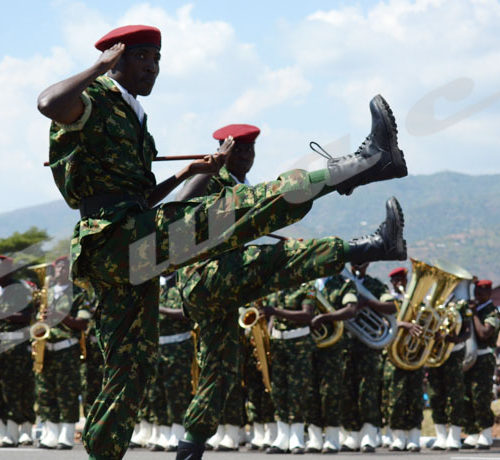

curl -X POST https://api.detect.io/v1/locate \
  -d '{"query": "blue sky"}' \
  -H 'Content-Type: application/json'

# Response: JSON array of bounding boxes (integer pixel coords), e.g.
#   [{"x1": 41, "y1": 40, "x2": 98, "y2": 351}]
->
[{"x1": 1, "y1": 0, "x2": 500, "y2": 213}]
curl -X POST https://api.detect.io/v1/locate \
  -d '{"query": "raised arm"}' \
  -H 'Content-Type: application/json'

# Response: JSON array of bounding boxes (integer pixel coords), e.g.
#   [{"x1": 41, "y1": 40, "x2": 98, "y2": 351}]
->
[{"x1": 37, "y1": 43, "x2": 125, "y2": 124}]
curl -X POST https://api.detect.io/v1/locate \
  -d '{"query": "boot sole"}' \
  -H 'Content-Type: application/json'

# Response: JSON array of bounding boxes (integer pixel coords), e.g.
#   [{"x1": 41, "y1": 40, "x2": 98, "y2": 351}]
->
[
  {"x1": 386, "y1": 196, "x2": 407, "y2": 260},
  {"x1": 372, "y1": 95, "x2": 407, "y2": 178}
]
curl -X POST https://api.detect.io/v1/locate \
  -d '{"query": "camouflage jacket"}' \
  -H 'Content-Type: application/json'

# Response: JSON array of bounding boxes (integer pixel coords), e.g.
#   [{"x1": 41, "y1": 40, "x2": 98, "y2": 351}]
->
[
  {"x1": 43, "y1": 285, "x2": 92, "y2": 342},
  {"x1": 159, "y1": 282, "x2": 192, "y2": 336},
  {"x1": 47, "y1": 76, "x2": 158, "y2": 279},
  {"x1": 204, "y1": 165, "x2": 239, "y2": 194},
  {"x1": 0, "y1": 279, "x2": 34, "y2": 332},
  {"x1": 271, "y1": 282, "x2": 315, "y2": 332},
  {"x1": 474, "y1": 300, "x2": 500, "y2": 349}
]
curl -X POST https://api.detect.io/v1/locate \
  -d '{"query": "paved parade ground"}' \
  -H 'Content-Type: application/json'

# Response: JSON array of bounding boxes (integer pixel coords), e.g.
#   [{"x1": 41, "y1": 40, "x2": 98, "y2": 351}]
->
[{"x1": 2, "y1": 445, "x2": 500, "y2": 460}]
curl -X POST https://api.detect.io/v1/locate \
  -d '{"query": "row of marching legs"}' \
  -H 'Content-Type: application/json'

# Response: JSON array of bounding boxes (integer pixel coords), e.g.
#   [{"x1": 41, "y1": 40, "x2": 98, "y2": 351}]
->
[
  {"x1": 130, "y1": 421, "x2": 185, "y2": 451},
  {"x1": 0, "y1": 420, "x2": 75, "y2": 449}
]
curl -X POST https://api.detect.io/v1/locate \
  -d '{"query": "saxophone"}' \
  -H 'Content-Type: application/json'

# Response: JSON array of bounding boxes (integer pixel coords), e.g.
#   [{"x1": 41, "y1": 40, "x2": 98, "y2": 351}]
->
[{"x1": 29, "y1": 263, "x2": 51, "y2": 374}]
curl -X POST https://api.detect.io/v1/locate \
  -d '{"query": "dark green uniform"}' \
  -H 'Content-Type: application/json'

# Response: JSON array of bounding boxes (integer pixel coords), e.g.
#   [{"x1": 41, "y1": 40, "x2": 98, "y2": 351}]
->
[
  {"x1": 49, "y1": 75, "x2": 341, "y2": 459},
  {"x1": 463, "y1": 300, "x2": 500, "y2": 433},
  {"x1": 427, "y1": 299, "x2": 468, "y2": 426},
  {"x1": 308, "y1": 275, "x2": 355, "y2": 428},
  {"x1": 341, "y1": 274, "x2": 389, "y2": 431},
  {"x1": 0, "y1": 280, "x2": 35, "y2": 424},
  {"x1": 36, "y1": 285, "x2": 91, "y2": 424}
]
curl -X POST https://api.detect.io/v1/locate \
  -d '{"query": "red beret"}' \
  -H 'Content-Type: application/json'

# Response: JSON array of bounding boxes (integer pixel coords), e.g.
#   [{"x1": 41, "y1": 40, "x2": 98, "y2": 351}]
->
[
  {"x1": 0, "y1": 255, "x2": 13, "y2": 263},
  {"x1": 389, "y1": 267, "x2": 408, "y2": 278},
  {"x1": 54, "y1": 256, "x2": 70, "y2": 265},
  {"x1": 475, "y1": 279, "x2": 492, "y2": 288},
  {"x1": 95, "y1": 25, "x2": 161, "y2": 52},
  {"x1": 213, "y1": 124, "x2": 260, "y2": 143}
]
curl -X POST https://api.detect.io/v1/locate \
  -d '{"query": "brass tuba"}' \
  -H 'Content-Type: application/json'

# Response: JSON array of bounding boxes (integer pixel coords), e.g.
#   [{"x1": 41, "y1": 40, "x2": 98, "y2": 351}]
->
[
  {"x1": 341, "y1": 268, "x2": 397, "y2": 350},
  {"x1": 308, "y1": 282, "x2": 345, "y2": 348},
  {"x1": 388, "y1": 258, "x2": 469, "y2": 370},
  {"x1": 29, "y1": 263, "x2": 51, "y2": 374},
  {"x1": 238, "y1": 304, "x2": 272, "y2": 392}
]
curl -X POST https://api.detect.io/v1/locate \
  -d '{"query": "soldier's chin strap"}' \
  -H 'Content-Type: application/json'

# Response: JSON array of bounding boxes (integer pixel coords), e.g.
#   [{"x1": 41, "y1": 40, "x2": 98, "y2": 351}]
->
[{"x1": 309, "y1": 141, "x2": 334, "y2": 160}]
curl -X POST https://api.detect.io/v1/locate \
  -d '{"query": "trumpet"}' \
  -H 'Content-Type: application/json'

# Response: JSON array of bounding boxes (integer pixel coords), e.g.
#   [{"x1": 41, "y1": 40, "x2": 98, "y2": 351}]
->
[
  {"x1": 29, "y1": 263, "x2": 51, "y2": 374},
  {"x1": 238, "y1": 305, "x2": 272, "y2": 392}
]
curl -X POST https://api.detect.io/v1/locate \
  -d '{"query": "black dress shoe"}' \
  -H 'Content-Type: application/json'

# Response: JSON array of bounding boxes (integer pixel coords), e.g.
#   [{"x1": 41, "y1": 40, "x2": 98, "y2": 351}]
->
[
  {"x1": 321, "y1": 94, "x2": 406, "y2": 196},
  {"x1": 361, "y1": 444, "x2": 375, "y2": 453},
  {"x1": 149, "y1": 443, "x2": 165, "y2": 451},
  {"x1": 56, "y1": 443, "x2": 73, "y2": 450},
  {"x1": 176, "y1": 440, "x2": 205, "y2": 460},
  {"x1": 215, "y1": 444, "x2": 238, "y2": 451},
  {"x1": 291, "y1": 446, "x2": 304, "y2": 454},
  {"x1": 129, "y1": 441, "x2": 141, "y2": 449},
  {"x1": 340, "y1": 444, "x2": 357, "y2": 452},
  {"x1": 250, "y1": 443, "x2": 262, "y2": 450},
  {"x1": 348, "y1": 196, "x2": 406, "y2": 264},
  {"x1": 476, "y1": 444, "x2": 490, "y2": 450},
  {"x1": 266, "y1": 445, "x2": 287, "y2": 454},
  {"x1": 461, "y1": 442, "x2": 475, "y2": 449},
  {"x1": 305, "y1": 446, "x2": 321, "y2": 453},
  {"x1": 322, "y1": 446, "x2": 339, "y2": 453}
]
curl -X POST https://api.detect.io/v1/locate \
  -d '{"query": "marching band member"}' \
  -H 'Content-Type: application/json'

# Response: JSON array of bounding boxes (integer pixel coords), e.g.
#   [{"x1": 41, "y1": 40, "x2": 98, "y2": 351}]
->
[
  {"x1": 0, "y1": 255, "x2": 35, "y2": 447},
  {"x1": 307, "y1": 274, "x2": 358, "y2": 453},
  {"x1": 462, "y1": 280, "x2": 500, "y2": 449},
  {"x1": 36, "y1": 256, "x2": 91, "y2": 450}
]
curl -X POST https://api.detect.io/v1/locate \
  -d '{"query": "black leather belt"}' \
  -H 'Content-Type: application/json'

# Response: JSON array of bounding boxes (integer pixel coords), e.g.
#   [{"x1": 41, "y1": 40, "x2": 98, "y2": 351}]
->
[{"x1": 79, "y1": 193, "x2": 148, "y2": 218}]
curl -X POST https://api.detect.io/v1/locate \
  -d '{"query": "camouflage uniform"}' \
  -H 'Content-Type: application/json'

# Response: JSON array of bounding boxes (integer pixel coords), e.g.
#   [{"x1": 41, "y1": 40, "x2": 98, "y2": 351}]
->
[
  {"x1": 463, "y1": 300, "x2": 500, "y2": 434},
  {"x1": 179, "y1": 240, "x2": 345, "y2": 436},
  {"x1": 0, "y1": 280, "x2": 35, "y2": 425},
  {"x1": 341, "y1": 275, "x2": 389, "y2": 431},
  {"x1": 48, "y1": 76, "x2": 339, "y2": 458},
  {"x1": 36, "y1": 285, "x2": 91, "y2": 424},
  {"x1": 427, "y1": 300, "x2": 468, "y2": 426},
  {"x1": 382, "y1": 360, "x2": 424, "y2": 430},
  {"x1": 308, "y1": 275, "x2": 356, "y2": 428}
]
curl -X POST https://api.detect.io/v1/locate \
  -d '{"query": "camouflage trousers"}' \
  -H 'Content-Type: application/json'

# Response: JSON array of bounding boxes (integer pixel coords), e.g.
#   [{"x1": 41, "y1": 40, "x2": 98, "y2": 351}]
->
[
  {"x1": 220, "y1": 334, "x2": 246, "y2": 426},
  {"x1": 382, "y1": 360, "x2": 424, "y2": 430},
  {"x1": 180, "y1": 237, "x2": 345, "y2": 438},
  {"x1": 427, "y1": 348, "x2": 466, "y2": 426},
  {"x1": 152, "y1": 338, "x2": 194, "y2": 426},
  {"x1": 244, "y1": 337, "x2": 275, "y2": 424},
  {"x1": 341, "y1": 339, "x2": 383, "y2": 430},
  {"x1": 308, "y1": 342, "x2": 345, "y2": 427},
  {"x1": 270, "y1": 335, "x2": 315, "y2": 423},
  {"x1": 36, "y1": 344, "x2": 81, "y2": 423},
  {"x1": 463, "y1": 353, "x2": 496, "y2": 433},
  {"x1": 81, "y1": 336, "x2": 104, "y2": 417},
  {"x1": 79, "y1": 170, "x2": 337, "y2": 459},
  {"x1": 0, "y1": 344, "x2": 35, "y2": 424}
]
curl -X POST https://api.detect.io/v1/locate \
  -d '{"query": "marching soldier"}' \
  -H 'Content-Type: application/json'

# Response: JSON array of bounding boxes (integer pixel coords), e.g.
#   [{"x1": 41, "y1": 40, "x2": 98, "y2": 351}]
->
[
  {"x1": 306, "y1": 274, "x2": 358, "y2": 453},
  {"x1": 340, "y1": 263, "x2": 396, "y2": 453},
  {"x1": 36, "y1": 256, "x2": 91, "y2": 449},
  {"x1": 428, "y1": 289, "x2": 470, "y2": 450},
  {"x1": 0, "y1": 255, "x2": 35, "y2": 447},
  {"x1": 462, "y1": 279, "x2": 500, "y2": 449},
  {"x1": 38, "y1": 23, "x2": 408, "y2": 460}
]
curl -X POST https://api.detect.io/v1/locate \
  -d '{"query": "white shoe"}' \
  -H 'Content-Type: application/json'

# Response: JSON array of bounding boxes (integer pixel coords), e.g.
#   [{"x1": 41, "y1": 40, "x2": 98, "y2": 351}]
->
[
  {"x1": 168, "y1": 423, "x2": 185, "y2": 450},
  {"x1": 406, "y1": 428, "x2": 420, "y2": 452},
  {"x1": 305, "y1": 424, "x2": 322, "y2": 452},
  {"x1": 360, "y1": 423, "x2": 377, "y2": 451},
  {"x1": 289, "y1": 423, "x2": 305, "y2": 452},
  {"x1": 147, "y1": 424, "x2": 160, "y2": 447},
  {"x1": 131, "y1": 420, "x2": 152, "y2": 447},
  {"x1": 323, "y1": 426, "x2": 340, "y2": 453},
  {"x1": 39, "y1": 421, "x2": 59, "y2": 449},
  {"x1": 263, "y1": 422, "x2": 277, "y2": 447},
  {"x1": 390, "y1": 429, "x2": 406, "y2": 451},
  {"x1": 381, "y1": 427, "x2": 393, "y2": 447},
  {"x1": 206, "y1": 425, "x2": 225, "y2": 449},
  {"x1": 270, "y1": 421, "x2": 290, "y2": 452},
  {"x1": 477, "y1": 427, "x2": 492, "y2": 448},
  {"x1": 155, "y1": 425, "x2": 171, "y2": 449},
  {"x1": 218, "y1": 424, "x2": 239, "y2": 450},
  {"x1": 58, "y1": 423, "x2": 75, "y2": 448},
  {"x1": 446, "y1": 425, "x2": 462, "y2": 450},
  {"x1": 18, "y1": 422, "x2": 33, "y2": 445},
  {"x1": 1, "y1": 420, "x2": 19, "y2": 447},
  {"x1": 463, "y1": 433, "x2": 479, "y2": 448},
  {"x1": 251, "y1": 422, "x2": 265, "y2": 449},
  {"x1": 342, "y1": 430, "x2": 360, "y2": 451},
  {"x1": 432, "y1": 424, "x2": 447, "y2": 450}
]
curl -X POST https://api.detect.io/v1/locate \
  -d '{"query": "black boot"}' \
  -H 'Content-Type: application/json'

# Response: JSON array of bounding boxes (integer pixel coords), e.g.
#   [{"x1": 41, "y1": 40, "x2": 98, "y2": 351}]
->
[
  {"x1": 348, "y1": 196, "x2": 406, "y2": 264},
  {"x1": 316, "y1": 94, "x2": 407, "y2": 196},
  {"x1": 176, "y1": 440, "x2": 205, "y2": 460}
]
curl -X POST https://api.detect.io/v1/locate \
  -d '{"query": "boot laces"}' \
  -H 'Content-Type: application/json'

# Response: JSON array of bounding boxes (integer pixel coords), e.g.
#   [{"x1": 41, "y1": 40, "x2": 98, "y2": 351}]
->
[{"x1": 309, "y1": 141, "x2": 334, "y2": 160}]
